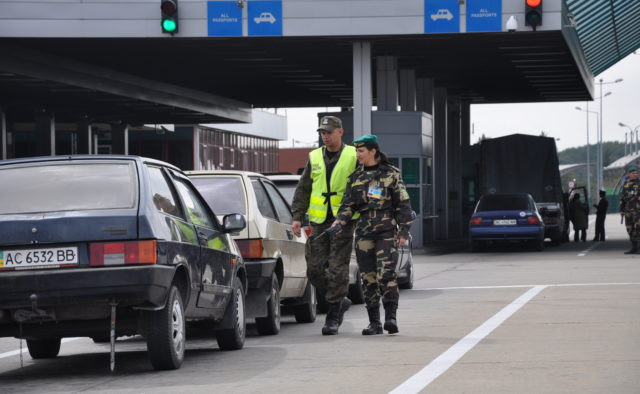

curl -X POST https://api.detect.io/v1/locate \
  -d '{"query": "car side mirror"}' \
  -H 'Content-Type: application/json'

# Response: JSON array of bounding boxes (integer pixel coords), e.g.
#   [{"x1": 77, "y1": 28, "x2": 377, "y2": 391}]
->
[{"x1": 223, "y1": 213, "x2": 246, "y2": 233}]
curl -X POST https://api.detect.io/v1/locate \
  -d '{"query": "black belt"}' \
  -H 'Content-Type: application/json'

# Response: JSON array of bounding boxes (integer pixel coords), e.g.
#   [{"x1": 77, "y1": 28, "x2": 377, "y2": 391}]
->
[{"x1": 322, "y1": 191, "x2": 337, "y2": 205}]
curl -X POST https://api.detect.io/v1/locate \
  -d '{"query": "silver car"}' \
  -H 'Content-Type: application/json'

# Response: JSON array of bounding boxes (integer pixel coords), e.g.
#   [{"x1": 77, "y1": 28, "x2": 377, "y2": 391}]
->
[
  {"x1": 267, "y1": 174, "x2": 414, "y2": 307},
  {"x1": 188, "y1": 171, "x2": 316, "y2": 335}
]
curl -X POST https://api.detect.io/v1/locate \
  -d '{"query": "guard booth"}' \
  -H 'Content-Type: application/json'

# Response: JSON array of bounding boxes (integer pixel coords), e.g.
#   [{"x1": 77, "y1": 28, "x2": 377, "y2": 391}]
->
[{"x1": 319, "y1": 111, "x2": 433, "y2": 247}]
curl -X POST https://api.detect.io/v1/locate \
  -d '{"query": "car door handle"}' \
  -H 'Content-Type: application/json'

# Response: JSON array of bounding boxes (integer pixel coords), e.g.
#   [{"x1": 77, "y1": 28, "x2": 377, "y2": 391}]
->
[{"x1": 286, "y1": 229, "x2": 294, "y2": 240}]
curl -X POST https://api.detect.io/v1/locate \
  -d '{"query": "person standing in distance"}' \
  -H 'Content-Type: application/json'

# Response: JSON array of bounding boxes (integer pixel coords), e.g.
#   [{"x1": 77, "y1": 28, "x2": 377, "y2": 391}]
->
[
  {"x1": 592, "y1": 190, "x2": 608, "y2": 241},
  {"x1": 333, "y1": 134, "x2": 413, "y2": 335},
  {"x1": 290, "y1": 116, "x2": 358, "y2": 335},
  {"x1": 620, "y1": 166, "x2": 640, "y2": 254}
]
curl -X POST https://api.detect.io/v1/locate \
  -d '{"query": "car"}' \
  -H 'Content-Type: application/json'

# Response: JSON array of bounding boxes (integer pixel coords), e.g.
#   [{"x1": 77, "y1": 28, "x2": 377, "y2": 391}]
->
[
  {"x1": 187, "y1": 170, "x2": 316, "y2": 335},
  {"x1": 536, "y1": 201, "x2": 565, "y2": 244},
  {"x1": 0, "y1": 155, "x2": 247, "y2": 371},
  {"x1": 254, "y1": 12, "x2": 276, "y2": 24},
  {"x1": 267, "y1": 174, "x2": 414, "y2": 303},
  {"x1": 431, "y1": 9, "x2": 453, "y2": 21},
  {"x1": 469, "y1": 193, "x2": 545, "y2": 251}
]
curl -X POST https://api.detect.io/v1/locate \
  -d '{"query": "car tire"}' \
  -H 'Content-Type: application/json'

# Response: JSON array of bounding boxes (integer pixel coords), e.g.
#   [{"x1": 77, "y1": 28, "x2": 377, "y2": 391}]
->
[
  {"x1": 216, "y1": 277, "x2": 246, "y2": 351},
  {"x1": 26, "y1": 338, "x2": 61, "y2": 359},
  {"x1": 294, "y1": 281, "x2": 317, "y2": 323},
  {"x1": 399, "y1": 264, "x2": 414, "y2": 290},
  {"x1": 144, "y1": 285, "x2": 185, "y2": 370},
  {"x1": 536, "y1": 239, "x2": 545, "y2": 251},
  {"x1": 470, "y1": 241, "x2": 482, "y2": 252},
  {"x1": 255, "y1": 273, "x2": 281, "y2": 335},
  {"x1": 348, "y1": 268, "x2": 365, "y2": 304}
]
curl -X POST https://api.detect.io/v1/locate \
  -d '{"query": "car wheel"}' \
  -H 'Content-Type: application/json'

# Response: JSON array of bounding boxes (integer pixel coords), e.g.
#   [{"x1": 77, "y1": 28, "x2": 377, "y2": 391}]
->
[
  {"x1": 144, "y1": 285, "x2": 185, "y2": 370},
  {"x1": 348, "y1": 268, "x2": 365, "y2": 304},
  {"x1": 399, "y1": 262, "x2": 414, "y2": 290},
  {"x1": 470, "y1": 241, "x2": 482, "y2": 252},
  {"x1": 26, "y1": 338, "x2": 61, "y2": 359},
  {"x1": 255, "y1": 273, "x2": 281, "y2": 335},
  {"x1": 216, "y1": 277, "x2": 246, "y2": 351},
  {"x1": 294, "y1": 281, "x2": 317, "y2": 323}
]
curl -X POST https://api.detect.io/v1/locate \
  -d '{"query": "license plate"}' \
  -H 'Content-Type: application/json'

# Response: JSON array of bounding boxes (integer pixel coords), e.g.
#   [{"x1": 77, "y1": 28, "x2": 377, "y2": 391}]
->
[
  {"x1": 0, "y1": 247, "x2": 79, "y2": 269},
  {"x1": 493, "y1": 219, "x2": 517, "y2": 225}
]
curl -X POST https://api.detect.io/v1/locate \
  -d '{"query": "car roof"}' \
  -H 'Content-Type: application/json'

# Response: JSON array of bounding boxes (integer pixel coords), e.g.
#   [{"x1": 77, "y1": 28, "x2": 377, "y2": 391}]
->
[
  {"x1": 186, "y1": 169, "x2": 264, "y2": 178},
  {"x1": 0, "y1": 155, "x2": 182, "y2": 172},
  {"x1": 266, "y1": 174, "x2": 301, "y2": 182}
]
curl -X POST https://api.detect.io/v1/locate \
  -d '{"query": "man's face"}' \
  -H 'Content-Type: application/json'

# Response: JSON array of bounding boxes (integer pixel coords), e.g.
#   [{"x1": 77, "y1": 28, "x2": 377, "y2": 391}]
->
[
  {"x1": 630, "y1": 170, "x2": 638, "y2": 180},
  {"x1": 319, "y1": 128, "x2": 343, "y2": 147}
]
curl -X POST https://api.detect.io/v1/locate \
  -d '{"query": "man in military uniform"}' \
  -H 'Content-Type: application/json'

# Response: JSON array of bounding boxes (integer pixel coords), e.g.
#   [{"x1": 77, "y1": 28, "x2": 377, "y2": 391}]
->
[
  {"x1": 333, "y1": 134, "x2": 413, "y2": 335},
  {"x1": 291, "y1": 116, "x2": 358, "y2": 335},
  {"x1": 620, "y1": 166, "x2": 640, "y2": 254}
]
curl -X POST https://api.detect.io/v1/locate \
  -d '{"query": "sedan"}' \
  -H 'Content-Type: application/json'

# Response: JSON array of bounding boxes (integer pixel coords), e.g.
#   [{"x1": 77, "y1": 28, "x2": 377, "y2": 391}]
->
[
  {"x1": 469, "y1": 193, "x2": 545, "y2": 251},
  {"x1": 0, "y1": 156, "x2": 247, "y2": 370}
]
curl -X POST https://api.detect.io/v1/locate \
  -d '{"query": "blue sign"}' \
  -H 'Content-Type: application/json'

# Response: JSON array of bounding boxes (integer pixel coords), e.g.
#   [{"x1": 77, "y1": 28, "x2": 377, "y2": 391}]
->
[
  {"x1": 208, "y1": 1, "x2": 242, "y2": 37},
  {"x1": 425, "y1": 0, "x2": 459, "y2": 33},
  {"x1": 248, "y1": 1, "x2": 282, "y2": 36},
  {"x1": 466, "y1": 0, "x2": 502, "y2": 32}
]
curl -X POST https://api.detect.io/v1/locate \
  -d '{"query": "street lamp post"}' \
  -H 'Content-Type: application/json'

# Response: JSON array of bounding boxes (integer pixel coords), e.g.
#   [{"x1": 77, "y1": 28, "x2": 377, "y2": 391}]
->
[
  {"x1": 576, "y1": 105, "x2": 598, "y2": 205},
  {"x1": 597, "y1": 78, "x2": 623, "y2": 192},
  {"x1": 620, "y1": 123, "x2": 640, "y2": 156}
]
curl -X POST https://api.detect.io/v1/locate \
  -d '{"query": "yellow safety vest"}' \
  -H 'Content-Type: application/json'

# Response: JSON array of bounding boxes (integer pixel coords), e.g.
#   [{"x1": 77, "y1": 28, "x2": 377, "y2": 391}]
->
[{"x1": 308, "y1": 145, "x2": 359, "y2": 224}]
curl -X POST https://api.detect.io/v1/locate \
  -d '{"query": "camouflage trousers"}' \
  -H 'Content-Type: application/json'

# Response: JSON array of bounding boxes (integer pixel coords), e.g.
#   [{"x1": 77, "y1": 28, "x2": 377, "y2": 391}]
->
[
  {"x1": 305, "y1": 221, "x2": 354, "y2": 304},
  {"x1": 355, "y1": 235, "x2": 398, "y2": 310},
  {"x1": 624, "y1": 212, "x2": 640, "y2": 241}
]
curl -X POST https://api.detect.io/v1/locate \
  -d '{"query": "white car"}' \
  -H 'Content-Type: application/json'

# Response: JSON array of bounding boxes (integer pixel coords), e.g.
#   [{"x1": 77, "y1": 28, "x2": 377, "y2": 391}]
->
[
  {"x1": 188, "y1": 171, "x2": 316, "y2": 336},
  {"x1": 431, "y1": 9, "x2": 453, "y2": 21},
  {"x1": 254, "y1": 12, "x2": 276, "y2": 24}
]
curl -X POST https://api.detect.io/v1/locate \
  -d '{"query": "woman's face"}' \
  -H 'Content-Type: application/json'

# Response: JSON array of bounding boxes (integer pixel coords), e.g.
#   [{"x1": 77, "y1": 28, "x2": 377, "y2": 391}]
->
[{"x1": 356, "y1": 146, "x2": 377, "y2": 165}]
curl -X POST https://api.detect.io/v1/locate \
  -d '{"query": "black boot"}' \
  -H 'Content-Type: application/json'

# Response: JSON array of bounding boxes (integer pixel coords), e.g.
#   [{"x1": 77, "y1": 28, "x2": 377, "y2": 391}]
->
[
  {"x1": 337, "y1": 297, "x2": 352, "y2": 327},
  {"x1": 322, "y1": 303, "x2": 340, "y2": 335},
  {"x1": 362, "y1": 308, "x2": 383, "y2": 335},
  {"x1": 634, "y1": 242, "x2": 640, "y2": 254},
  {"x1": 624, "y1": 241, "x2": 638, "y2": 254},
  {"x1": 383, "y1": 304, "x2": 398, "y2": 334}
]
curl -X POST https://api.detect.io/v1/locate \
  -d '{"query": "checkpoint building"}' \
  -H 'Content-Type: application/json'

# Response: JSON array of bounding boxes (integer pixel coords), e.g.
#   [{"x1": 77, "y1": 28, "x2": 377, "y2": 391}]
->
[{"x1": 0, "y1": 0, "x2": 638, "y2": 247}]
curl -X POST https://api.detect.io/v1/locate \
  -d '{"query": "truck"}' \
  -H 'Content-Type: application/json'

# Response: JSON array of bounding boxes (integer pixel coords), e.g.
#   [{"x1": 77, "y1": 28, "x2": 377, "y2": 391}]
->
[{"x1": 466, "y1": 134, "x2": 567, "y2": 244}]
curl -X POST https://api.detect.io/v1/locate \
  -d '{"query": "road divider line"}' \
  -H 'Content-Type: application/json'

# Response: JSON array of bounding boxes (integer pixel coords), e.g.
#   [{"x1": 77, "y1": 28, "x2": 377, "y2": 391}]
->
[
  {"x1": 413, "y1": 282, "x2": 640, "y2": 291},
  {"x1": 577, "y1": 241, "x2": 601, "y2": 256},
  {"x1": 0, "y1": 337, "x2": 80, "y2": 360},
  {"x1": 389, "y1": 285, "x2": 547, "y2": 394}
]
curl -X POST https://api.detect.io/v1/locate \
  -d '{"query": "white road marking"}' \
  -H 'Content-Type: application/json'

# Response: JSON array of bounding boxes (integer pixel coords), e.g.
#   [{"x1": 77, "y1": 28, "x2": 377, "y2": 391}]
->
[
  {"x1": 578, "y1": 241, "x2": 601, "y2": 256},
  {"x1": 389, "y1": 285, "x2": 548, "y2": 394},
  {"x1": 414, "y1": 282, "x2": 640, "y2": 291},
  {"x1": 0, "y1": 337, "x2": 80, "y2": 360}
]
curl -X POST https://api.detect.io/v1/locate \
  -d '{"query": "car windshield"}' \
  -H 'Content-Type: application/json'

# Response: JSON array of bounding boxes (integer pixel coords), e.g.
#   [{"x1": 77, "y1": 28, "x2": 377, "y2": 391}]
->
[
  {"x1": 477, "y1": 195, "x2": 530, "y2": 211},
  {"x1": 191, "y1": 176, "x2": 246, "y2": 215},
  {"x1": 272, "y1": 181, "x2": 297, "y2": 204},
  {"x1": 0, "y1": 162, "x2": 137, "y2": 214}
]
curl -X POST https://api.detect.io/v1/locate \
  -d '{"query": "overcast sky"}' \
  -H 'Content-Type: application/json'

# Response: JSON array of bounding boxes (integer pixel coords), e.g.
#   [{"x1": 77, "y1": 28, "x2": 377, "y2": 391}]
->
[{"x1": 280, "y1": 51, "x2": 640, "y2": 153}]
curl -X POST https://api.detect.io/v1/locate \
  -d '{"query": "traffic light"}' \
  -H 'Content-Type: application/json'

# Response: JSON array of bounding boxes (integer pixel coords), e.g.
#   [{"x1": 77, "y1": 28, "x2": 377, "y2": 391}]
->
[
  {"x1": 525, "y1": 0, "x2": 543, "y2": 30},
  {"x1": 161, "y1": 0, "x2": 178, "y2": 34}
]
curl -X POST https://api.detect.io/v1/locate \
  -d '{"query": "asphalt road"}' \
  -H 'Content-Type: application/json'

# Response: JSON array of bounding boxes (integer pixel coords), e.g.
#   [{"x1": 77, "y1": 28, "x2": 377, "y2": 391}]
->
[{"x1": 1, "y1": 213, "x2": 638, "y2": 393}]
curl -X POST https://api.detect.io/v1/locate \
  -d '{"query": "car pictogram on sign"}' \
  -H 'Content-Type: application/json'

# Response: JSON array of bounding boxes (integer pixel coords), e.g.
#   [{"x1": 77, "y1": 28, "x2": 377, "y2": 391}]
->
[
  {"x1": 431, "y1": 9, "x2": 453, "y2": 21},
  {"x1": 254, "y1": 12, "x2": 276, "y2": 24}
]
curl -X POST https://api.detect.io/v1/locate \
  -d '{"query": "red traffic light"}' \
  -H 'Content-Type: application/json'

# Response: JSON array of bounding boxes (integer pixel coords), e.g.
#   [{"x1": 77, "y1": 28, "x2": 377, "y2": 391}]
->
[
  {"x1": 161, "y1": 0, "x2": 177, "y2": 15},
  {"x1": 526, "y1": 0, "x2": 541, "y2": 7}
]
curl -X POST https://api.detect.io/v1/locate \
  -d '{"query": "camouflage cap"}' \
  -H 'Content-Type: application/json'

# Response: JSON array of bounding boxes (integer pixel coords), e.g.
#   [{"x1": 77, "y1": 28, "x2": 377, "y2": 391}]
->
[
  {"x1": 317, "y1": 116, "x2": 343, "y2": 131},
  {"x1": 628, "y1": 165, "x2": 638, "y2": 173},
  {"x1": 353, "y1": 134, "x2": 379, "y2": 149}
]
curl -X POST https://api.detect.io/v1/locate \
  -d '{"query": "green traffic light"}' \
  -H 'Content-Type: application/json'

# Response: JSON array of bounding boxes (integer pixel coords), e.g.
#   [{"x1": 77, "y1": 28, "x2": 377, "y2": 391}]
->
[{"x1": 162, "y1": 18, "x2": 177, "y2": 33}]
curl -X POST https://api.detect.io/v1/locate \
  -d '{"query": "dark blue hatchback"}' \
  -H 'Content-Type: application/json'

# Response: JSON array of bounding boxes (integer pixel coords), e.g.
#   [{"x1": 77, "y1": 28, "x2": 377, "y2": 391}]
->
[
  {"x1": 469, "y1": 193, "x2": 545, "y2": 252},
  {"x1": 0, "y1": 155, "x2": 248, "y2": 370}
]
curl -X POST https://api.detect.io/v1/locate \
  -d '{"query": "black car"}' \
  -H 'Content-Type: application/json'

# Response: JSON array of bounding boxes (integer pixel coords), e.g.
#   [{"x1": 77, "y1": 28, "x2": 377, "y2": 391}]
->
[{"x1": 0, "y1": 156, "x2": 247, "y2": 370}]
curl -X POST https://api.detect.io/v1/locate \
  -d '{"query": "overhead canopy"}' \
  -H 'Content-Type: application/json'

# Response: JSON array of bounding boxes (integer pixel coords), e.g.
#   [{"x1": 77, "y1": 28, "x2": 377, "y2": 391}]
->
[{"x1": 567, "y1": 0, "x2": 640, "y2": 75}]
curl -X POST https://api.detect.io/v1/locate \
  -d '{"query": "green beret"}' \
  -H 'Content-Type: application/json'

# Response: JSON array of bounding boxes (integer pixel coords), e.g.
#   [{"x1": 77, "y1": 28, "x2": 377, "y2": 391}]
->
[
  {"x1": 628, "y1": 166, "x2": 638, "y2": 173},
  {"x1": 353, "y1": 134, "x2": 379, "y2": 148}
]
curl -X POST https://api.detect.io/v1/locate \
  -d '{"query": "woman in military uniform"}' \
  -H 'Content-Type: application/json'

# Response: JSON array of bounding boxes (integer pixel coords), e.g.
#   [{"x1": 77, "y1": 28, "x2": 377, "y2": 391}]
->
[{"x1": 332, "y1": 134, "x2": 413, "y2": 335}]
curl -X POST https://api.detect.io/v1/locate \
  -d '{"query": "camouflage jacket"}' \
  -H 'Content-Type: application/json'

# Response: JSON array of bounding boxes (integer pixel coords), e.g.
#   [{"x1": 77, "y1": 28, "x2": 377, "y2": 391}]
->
[
  {"x1": 291, "y1": 143, "x2": 357, "y2": 223},
  {"x1": 335, "y1": 161, "x2": 413, "y2": 239},
  {"x1": 620, "y1": 178, "x2": 640, "y2": 213}
]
